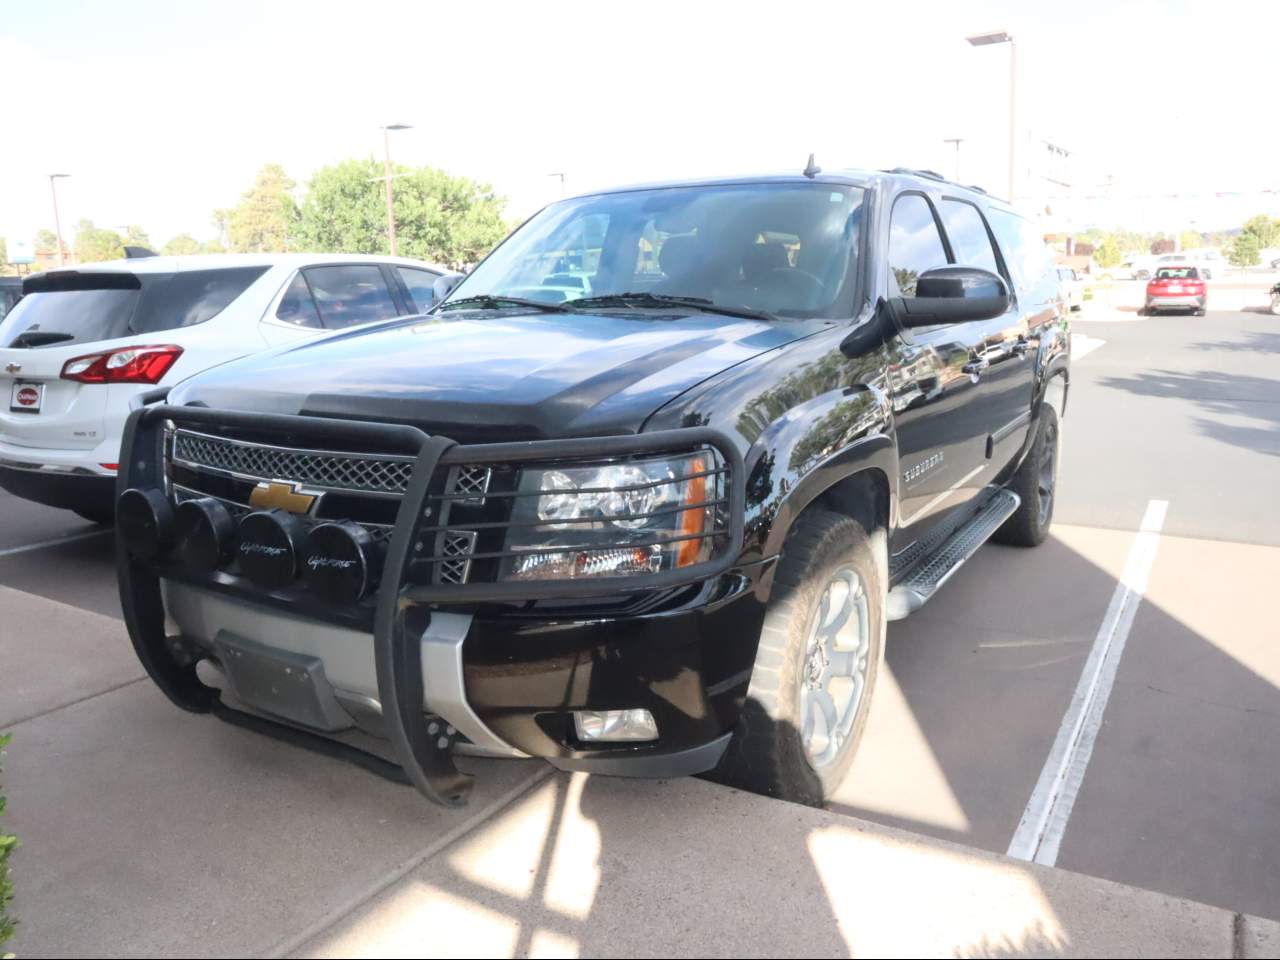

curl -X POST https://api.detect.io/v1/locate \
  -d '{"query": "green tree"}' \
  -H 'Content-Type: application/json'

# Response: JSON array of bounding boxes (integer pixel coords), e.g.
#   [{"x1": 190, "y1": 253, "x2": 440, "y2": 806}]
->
[
  {"x1": 1095, "y1": 236, "x2": 1121, "y2": 268},
  {"x1": 226, "y1": 164, "x2": 298, "y2": 253},
  {"x1": 292, "y1": 158, "x2": 508, "y2": 268},
  {"x1": 34, "y1": 229, "x2": 59, "y2": 255},
  {"x1": 162, "y1": 233, "x2": 201, "y2": 256},
  {"x1": 73, "y1": 219, "x2": 125, "y2": 263},
  {"x1": 1242, "y1": 214, "x2": 1279, "y2": 250},
  {"x1": 1227, "y1": 231, "x2": 1261, "y2": 269},
  {"x1": 122, "y1": 225, "x2": 152, "y2": 250},
  {"x1": 1178, "y1": 230, "x2": 1202, "y2": 252},
  {"x1": 201, "y1": 239, "x2": 228, "y2": 254}
]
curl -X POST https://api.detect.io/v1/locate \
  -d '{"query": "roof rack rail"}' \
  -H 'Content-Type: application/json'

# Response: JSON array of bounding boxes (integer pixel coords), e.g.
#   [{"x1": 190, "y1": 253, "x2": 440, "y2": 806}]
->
[
  {"x1": 965, "y1": 184, "x2": 988, "y2": 195},
  {"x1": 883, "y1": 167, "x2": 992, "y2": 197}
]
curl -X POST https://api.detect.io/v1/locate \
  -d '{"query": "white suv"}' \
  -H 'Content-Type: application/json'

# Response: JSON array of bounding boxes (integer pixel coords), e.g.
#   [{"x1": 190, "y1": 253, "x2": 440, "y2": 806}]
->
[{"x1": 0, "y1": 253, "x2": 454, "y2": 523}]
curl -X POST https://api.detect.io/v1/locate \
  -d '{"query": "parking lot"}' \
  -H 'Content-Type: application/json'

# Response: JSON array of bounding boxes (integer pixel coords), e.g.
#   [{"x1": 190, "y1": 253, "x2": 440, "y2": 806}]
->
[{"x1": 4, "y1": 293, "x2": 1279, "y2": 954}]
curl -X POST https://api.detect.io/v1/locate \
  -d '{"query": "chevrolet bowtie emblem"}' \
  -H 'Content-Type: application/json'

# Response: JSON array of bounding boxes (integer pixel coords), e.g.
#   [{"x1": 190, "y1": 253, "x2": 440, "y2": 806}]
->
[
  {"x1": 249, "y1": 480, "x2": 321, "y2": 515},
  {"x1": 4, "y1": 362, "x2": 20, "y2": 374}
]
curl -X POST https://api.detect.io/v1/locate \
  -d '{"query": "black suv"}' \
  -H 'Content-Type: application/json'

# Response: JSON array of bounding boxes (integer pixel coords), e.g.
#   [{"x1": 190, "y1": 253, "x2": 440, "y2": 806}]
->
[{"x1": 116, "y1": 167, "x2": 1068, "y2": 807}]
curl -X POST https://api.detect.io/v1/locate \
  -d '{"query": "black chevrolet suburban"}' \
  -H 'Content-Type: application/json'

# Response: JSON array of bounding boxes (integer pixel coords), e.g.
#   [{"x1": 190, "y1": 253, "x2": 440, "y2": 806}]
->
[{"x1": 115, "y1": 166, "x2": 1069, "y2": 807}]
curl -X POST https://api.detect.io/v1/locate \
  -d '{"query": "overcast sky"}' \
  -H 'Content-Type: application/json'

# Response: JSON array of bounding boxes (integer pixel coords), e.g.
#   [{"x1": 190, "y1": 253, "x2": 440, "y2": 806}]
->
[{"x1": 2, "y1": 0, "x2": 1276, "y2": 250}]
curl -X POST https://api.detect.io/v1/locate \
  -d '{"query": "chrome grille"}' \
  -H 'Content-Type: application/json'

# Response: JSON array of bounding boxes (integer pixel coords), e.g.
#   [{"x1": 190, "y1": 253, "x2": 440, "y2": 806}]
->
[
  {"x1": 172, "y1": 430, "x2": 414, "y2": 495},
  {"x1": 451, "y1": 464, "x2": 492, "y2": 504},
  {"x1": 439, "y1": 531, "x2": 478, "y2": 585}
]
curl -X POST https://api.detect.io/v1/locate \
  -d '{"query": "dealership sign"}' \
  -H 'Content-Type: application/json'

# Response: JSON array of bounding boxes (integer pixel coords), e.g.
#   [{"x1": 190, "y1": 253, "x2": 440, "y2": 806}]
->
[{"x1": 7, "y1": 238, "x2": 34, "y2": 265}]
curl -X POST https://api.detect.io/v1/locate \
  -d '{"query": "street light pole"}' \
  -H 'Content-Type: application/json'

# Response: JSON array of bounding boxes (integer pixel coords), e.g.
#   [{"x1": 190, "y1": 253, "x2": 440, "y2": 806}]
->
[
  {"x1": 380, "y1": 124, "x2": 411, "y2": 256},
  {"x1": 942, "y1": 139, "x2": 965, "y2": 182},
  {"x1": 965, "y1": 30, "x2": 1016, "y2": 202},
  {"x1": 48, "y1": 173, "x2": 70, "y2": 267}
]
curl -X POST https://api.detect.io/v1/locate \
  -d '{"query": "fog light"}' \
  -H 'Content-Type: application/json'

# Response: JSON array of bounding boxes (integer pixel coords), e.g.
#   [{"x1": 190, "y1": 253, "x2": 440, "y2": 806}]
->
[
  {"x1": 117, "y1": 488, "x2": 173, "y2": 560},
  {"x1": 574, "y1": 708, "x2": 658, "y2": 742}
]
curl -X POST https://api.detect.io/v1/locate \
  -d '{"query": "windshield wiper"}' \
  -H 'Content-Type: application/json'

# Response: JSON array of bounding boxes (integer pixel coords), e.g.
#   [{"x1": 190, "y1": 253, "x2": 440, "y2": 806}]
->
[
  {"x1": 9, "y1": 331, "x2": 76, "y2": 348},
  {"x1": 562, "y1": 292, "x2": 777, "y2": 322},
  {"x1": 437, "y1": 294, "x2": 571, "y2": 314}
]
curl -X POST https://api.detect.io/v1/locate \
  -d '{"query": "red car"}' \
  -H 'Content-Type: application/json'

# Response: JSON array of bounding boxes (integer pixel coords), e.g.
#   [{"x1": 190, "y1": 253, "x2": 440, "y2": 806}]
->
[{"x1": 1143, "y1": 265, "x2": 1207, "y2": 316}]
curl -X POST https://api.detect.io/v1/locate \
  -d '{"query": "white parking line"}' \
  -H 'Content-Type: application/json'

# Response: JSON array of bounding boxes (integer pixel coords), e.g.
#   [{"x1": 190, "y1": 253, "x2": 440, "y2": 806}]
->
[
  {"x1": 1006, "y1": 499, "x2": 1168, "y2": 865},
  {"x1": 0, "y1": 529, "x2": 112, "y2": 558},
  {"x1": 1071, "y1": 333, "x2": 1106, "y2": 361}
]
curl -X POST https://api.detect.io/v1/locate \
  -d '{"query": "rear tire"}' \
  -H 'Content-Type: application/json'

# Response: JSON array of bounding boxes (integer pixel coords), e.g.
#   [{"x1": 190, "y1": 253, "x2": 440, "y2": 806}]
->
[
  {"x1": 712, "y1": 508, "x2": 884, "y2": 806},
  {"x1": 994, "y1": 404, "x2": 1060, "y2": 548}
]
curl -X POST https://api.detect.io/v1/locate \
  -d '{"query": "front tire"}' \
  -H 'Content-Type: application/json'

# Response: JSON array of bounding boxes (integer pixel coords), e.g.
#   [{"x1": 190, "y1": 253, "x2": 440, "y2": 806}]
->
[{"x1": 713, "y1": 508, "x2": 884, "y2": 805}]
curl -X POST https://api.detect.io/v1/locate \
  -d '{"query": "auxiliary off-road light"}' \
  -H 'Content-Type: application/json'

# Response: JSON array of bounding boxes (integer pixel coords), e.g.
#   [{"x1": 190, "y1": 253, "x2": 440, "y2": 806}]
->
[
  {"x1": 173, "y1": 497, "x2": 235, "y2": 573},
  {"x1": 236, "y1": 509, "x2": 309, "y2": 590},
  {"x1": 302, "y1": 521, "x2": 376, "y2": 604},
  {"x1": 117, "y1": 487, "x2": 174, "y2": 560},
  {"x1": 574, "y1": 708, "x2": 659, "y2": 742}
]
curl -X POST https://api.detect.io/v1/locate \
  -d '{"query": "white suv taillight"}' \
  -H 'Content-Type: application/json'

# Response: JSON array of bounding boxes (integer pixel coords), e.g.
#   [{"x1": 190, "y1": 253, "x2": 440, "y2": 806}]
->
[{"x1": 61, "y1": 345, "x2": 183, "y2": 384}]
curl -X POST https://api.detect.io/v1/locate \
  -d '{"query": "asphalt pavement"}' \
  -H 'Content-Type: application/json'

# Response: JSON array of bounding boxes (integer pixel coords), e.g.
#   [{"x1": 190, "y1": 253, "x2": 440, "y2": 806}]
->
[{"x1": 2, "y1": 296, "x2": 1279, "y2": 954}]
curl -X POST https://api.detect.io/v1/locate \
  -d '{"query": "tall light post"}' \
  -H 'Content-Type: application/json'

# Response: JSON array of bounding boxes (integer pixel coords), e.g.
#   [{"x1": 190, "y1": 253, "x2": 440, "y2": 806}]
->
[
  {"x1": 965, "y1": 30, "x2": 1016, "y2": 202},
  {"x1": 380, "y1": 124, "x2": 411, "y2": 256},
  {"x1": 942, "y1": 138, "x2": 965, "y2": 182},
  {"x1": 48, "y1": 173, "x2": 70, "y2": 266}
]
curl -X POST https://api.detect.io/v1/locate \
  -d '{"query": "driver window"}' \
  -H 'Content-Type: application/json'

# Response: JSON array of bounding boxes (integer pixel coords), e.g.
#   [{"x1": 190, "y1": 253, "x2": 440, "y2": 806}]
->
[{"x1": 888, "y1": 194, "x2": 949, "y2": 297}]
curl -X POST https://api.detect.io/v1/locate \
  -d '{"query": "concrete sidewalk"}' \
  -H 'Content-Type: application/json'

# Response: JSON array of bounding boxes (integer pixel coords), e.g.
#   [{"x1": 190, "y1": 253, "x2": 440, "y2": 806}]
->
[{"x1": 5, "y1": 583, "x2": 1279, "y2": 958}]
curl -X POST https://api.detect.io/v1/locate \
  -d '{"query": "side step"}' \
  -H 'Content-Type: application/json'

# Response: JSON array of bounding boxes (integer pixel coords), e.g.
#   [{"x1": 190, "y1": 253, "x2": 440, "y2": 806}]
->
[{"x1": 887, "y1": 489, "x2": 1020, "y2": 621}]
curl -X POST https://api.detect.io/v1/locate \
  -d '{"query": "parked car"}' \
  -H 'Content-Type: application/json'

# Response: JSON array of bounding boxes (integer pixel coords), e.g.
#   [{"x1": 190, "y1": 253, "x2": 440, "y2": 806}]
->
[
  {"x1": 0, "y1": 254, "x2": 450, "y2": 523},
  {"x1": 1056, "y1": 266, "x2": 1084, "y2": 311},
  {"x1": 114, "y1": 167, "x2": 1068, "y2": 808},
  {"x1": 1157, "y1": 251, "x2": 1220, "y2": 280},
  {"x1": 1143, "y1": 265, "x2": 1207, "y2": 315}
]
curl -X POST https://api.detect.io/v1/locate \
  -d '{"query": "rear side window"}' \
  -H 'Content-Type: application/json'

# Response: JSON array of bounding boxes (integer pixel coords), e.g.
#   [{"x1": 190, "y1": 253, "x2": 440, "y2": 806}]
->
[
  {"x1": 396, "y1": 266, "x2": 441, "y2": 313},
  {"x1": 888, "y1": 194, "x2": 949, "y2": 297},
  {"x1": 987, "y1": 209, "x2": 1056, "y2": 302},
  {"x1": 0, "y1": 267, "x2": 267, "y2": 348},
  {"x1": 130, "y1": 267, "x2": 269, "y2": 333},
  {"x1": 939, "y1": 200, "x2": 1001, "y2": 276},
  {"x1": 274, "y1": 273, "x2": 324, "y2": 328},
  {"x1": 303, "y1": 265, "x2": 400, "y2": 329},
  {"x1": 1155, "y1": 267, "x2": 1199, "y2": 279}
]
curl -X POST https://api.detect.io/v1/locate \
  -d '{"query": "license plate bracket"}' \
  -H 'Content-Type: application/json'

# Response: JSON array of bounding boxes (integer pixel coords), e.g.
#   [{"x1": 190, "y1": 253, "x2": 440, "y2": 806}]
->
[
  {"x1": 212, "y1": 631, "x2": 354, "y2": 732},
  {"x1": 9, "y1": 381, "x2": 43, "y2": 413}
]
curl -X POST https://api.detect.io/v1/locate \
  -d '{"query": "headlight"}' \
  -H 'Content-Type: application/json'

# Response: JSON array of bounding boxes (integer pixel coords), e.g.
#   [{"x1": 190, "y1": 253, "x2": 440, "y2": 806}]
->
[{"x1": 502, "y1": 450, "x2": 725, "y2": 582}]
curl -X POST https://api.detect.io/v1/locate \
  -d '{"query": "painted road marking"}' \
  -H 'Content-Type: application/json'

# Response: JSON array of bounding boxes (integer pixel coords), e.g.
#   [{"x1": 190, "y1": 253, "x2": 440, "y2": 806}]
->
[
  {"x1": 0, "y1": 529, "x2": 112, "y2": 558},
  {"x1": 1070, "y1": 333, "x2": 1106, "y2": 361},
  {"x1": 1006, "y1": 499, "x2": 1168, "y2": 866}
]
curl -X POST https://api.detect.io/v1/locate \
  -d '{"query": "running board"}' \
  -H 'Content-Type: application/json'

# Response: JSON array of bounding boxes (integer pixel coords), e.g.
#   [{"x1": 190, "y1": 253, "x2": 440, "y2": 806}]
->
[{"x1": 887, "y1": 489, "x2": 1020, "y2": 621}]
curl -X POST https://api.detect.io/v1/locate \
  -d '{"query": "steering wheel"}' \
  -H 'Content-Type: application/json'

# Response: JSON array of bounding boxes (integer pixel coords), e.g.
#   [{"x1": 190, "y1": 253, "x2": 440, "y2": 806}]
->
[{"x1": 753, "y1": 267, "x2": 826, "y2": 309}]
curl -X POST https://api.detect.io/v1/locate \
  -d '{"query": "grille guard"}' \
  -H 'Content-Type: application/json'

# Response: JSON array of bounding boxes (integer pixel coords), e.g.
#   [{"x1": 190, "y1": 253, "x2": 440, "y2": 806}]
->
[{"x1": 117, "y1": 399, "x2": 745, "y2": 807}]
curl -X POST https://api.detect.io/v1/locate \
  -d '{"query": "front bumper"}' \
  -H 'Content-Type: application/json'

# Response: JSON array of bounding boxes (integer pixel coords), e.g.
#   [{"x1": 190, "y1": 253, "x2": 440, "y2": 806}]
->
[{"x1": 118, "y1": 401, "x2": 749, "y2": 806}]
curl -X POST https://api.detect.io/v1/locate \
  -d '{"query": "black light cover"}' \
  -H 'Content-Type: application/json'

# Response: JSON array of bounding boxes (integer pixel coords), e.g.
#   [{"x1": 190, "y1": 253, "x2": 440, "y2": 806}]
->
[
  {"x1": 303, "y1": 521, "x2": 377, "y2": 604},
  {"x1": 117, "y1": 488, "x2": 173, "y2": 559},
  {"x1": 174, "y1": 497, "x2": 235, "y2": 573},
  {"x1": 236, "y1": 509, "x2": 308, "y2": 590}
]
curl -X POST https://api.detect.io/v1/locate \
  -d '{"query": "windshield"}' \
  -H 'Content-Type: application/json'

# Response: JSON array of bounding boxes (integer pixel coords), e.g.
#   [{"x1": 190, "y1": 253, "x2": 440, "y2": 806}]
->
[
  {"x1": 447, "y1": 182, "x2": 865, "y2": 319},
  {"x1": 1155, "y1": 267, "x2": 1198, "y2": 279}
]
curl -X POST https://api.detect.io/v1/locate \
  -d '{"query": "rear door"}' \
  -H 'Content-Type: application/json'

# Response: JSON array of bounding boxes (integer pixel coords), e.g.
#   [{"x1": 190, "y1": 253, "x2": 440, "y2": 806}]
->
[{"x1": 301, "y1": 264, "x2": 404, "y2": 330}]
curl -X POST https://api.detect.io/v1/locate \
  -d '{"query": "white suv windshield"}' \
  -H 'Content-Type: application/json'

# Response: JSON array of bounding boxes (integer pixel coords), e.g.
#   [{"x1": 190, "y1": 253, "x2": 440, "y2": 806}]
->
[{"x1": 448, "y1": 182, "x2": 866, "y2": 319}]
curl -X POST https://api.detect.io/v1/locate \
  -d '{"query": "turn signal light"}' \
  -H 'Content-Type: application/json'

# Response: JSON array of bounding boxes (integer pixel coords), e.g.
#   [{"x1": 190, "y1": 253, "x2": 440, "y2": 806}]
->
[{"x1": 61, "y1": 345, "x2": 183, "y2": 384}]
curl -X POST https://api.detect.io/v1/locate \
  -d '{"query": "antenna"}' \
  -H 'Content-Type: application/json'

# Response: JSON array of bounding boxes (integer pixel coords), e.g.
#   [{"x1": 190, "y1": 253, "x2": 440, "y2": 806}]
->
[{"x1": 803, "y1": 153, "x2": 821, "y2": 179}]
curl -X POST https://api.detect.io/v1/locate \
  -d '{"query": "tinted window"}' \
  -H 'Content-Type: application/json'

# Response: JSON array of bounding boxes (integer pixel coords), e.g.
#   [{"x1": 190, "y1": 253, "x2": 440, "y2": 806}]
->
[
  {"x1": 397, "y1": 266, "x2": 441, "y2": 313},
  {"x1": 131, "y1": 267, "x2": 268, "y2": 333},
  {"x1": 303, "y1": 265, "x2": 400, "y2": 329},
  {"x1": 888, "y1": 194, "x2": 949, "y2": 297},
  {"x1": 274, "y1": 272, "x2": 323, "y2": 328},
  {"x1": 987, "y1": 209, "x2": 1056, "y2": 301},
  {"x1": 0, "y1": 266, "x2": 265, "y2": 348},
  {"x1": 448, "y1": 183, "x2": 865, "y2": 319},
  {"x1": 939, "y1": 200, "x2": 1000, "y2": 275},
  {"x1": 1155, "y1": 266, "x2": 1199, "y2": 279}
]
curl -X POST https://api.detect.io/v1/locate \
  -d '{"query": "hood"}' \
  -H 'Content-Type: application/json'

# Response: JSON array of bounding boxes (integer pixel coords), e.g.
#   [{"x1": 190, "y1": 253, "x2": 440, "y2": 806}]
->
[{"x1": 169, "y1": 310, "x2": 824, "y2": 440}]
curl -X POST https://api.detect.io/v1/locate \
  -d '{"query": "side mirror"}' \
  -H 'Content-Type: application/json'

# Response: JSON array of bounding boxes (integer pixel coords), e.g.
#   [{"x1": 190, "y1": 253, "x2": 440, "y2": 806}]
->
[
  {"x1": 887, "y1": 266, "x2": 1010, "y2": 328},
  {"x1": 432, "y1": 273, "x2": 465, "y2": 304}
]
